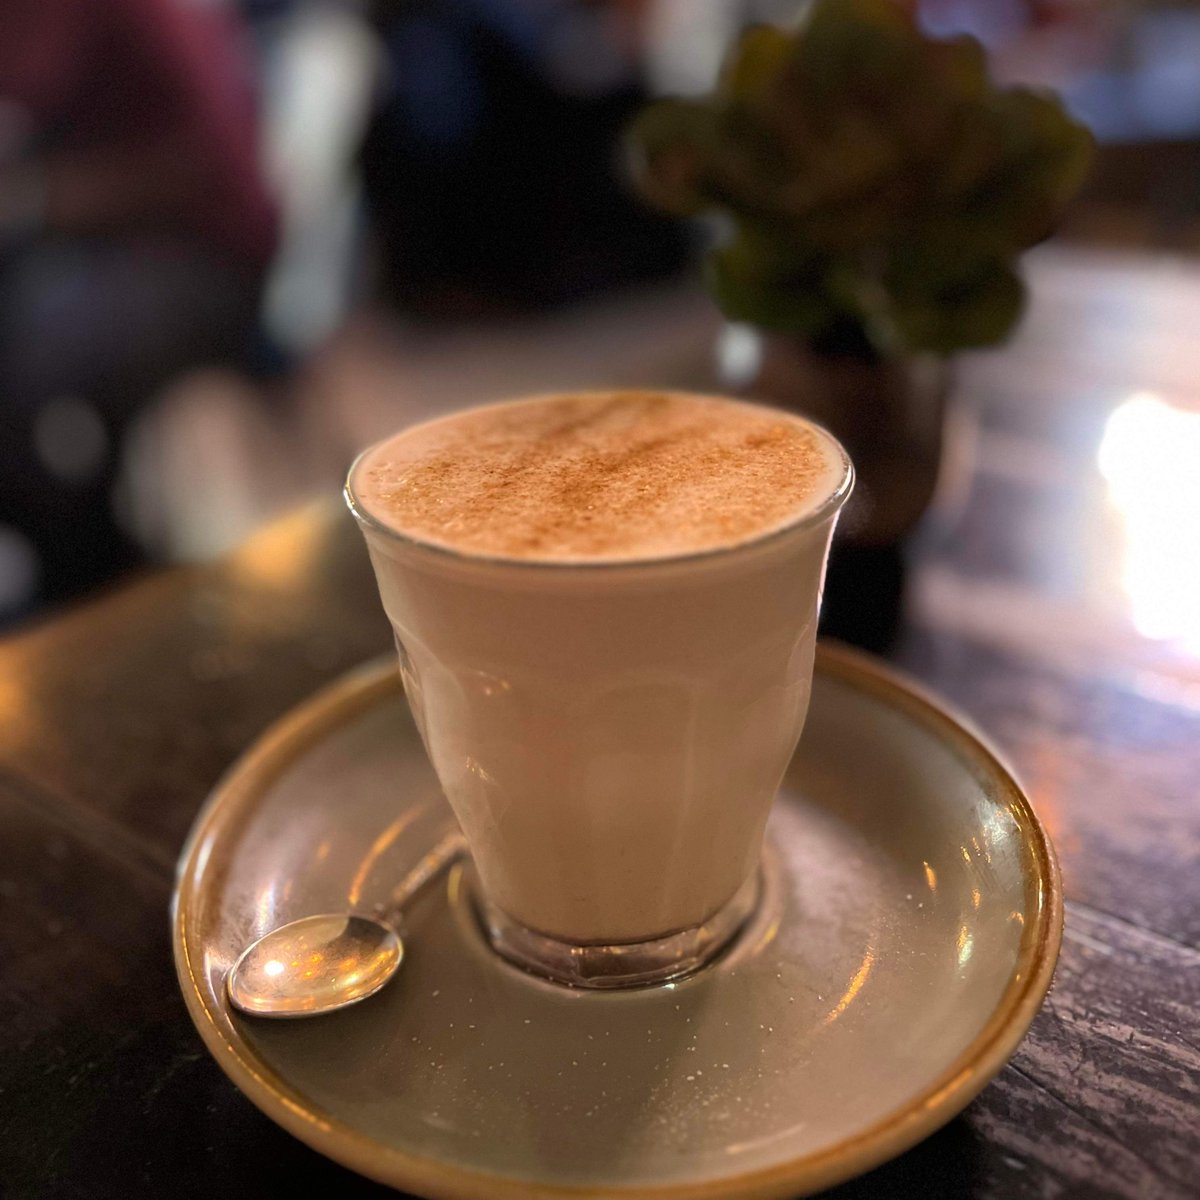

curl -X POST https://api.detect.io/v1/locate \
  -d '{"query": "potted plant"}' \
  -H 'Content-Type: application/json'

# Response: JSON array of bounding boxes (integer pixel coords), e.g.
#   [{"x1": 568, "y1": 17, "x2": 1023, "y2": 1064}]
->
[{"x1": 628, "y1": 0, "x2": 1092, "y2": 641}]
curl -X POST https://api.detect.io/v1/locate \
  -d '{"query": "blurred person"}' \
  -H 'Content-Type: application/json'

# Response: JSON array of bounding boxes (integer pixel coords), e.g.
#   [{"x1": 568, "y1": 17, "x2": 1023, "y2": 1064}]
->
[
  {"x1": 357, "y1": 0, "x2": 689, "y2": 318},
  {"x1": 0, "y1": 0, "x2": 278, "y2": 624}
]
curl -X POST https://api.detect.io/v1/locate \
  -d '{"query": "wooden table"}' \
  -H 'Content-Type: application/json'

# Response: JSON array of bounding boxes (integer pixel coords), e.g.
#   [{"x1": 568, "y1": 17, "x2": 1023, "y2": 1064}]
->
[{"x1": 1, "y1": 246, "x2": 1197, "y2": 1199}]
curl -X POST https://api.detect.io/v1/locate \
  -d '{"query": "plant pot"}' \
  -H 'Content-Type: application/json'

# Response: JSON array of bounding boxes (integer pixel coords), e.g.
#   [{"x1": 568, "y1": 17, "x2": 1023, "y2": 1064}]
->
[{"x1": 717, "y1": 326, "x2": 972, "y2": 651}]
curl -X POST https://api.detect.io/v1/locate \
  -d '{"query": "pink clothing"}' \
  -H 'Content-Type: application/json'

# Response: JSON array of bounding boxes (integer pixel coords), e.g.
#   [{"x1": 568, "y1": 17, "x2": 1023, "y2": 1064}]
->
[{"x1": 0, "y1": 0, "x2": 278, "y2": 267}]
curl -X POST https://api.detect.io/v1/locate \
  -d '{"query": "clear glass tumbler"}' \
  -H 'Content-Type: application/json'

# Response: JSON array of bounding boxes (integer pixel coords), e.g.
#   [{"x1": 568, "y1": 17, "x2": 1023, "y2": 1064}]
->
[{"x1": 346, "y1": 396, "x2": 852, "y2": 987}]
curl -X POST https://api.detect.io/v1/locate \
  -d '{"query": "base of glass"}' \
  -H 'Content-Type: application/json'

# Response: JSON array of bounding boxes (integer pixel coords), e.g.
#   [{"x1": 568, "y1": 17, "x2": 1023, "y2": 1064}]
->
[{"x1": 474, "y1": 870, "x2": 761, "y2": 990}]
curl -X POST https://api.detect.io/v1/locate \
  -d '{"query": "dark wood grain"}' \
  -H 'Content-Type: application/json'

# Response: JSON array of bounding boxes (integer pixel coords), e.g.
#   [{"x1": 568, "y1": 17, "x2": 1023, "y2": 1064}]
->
[
  {"x1": 895, "y1": 631, "x2": 1200, "y2": 950},
  {"x1": 0, "y1": 506, "x2": 390, "y2": 859},
  {"x1": 0, "y1": 776, "x2": 396, "y2": 1200},
  {"x1": 811, "y1": 905, "x2": 1200, "y2": 1200},
  {"x1": 2, "y1": 247, "x2": 1198, "y2": 1198}
]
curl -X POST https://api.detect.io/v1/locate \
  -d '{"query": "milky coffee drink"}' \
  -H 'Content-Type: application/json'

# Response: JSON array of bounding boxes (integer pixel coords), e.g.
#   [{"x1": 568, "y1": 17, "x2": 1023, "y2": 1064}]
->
[{"x1": 347, "y1": 391, "x2": 852, "y2": 986}]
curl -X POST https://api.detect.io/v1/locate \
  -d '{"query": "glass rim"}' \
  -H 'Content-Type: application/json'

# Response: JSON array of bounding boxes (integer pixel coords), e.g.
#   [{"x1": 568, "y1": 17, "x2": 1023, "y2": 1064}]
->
[{"x1": 343, "y1": 398, "x2": 855, "y2": 574}]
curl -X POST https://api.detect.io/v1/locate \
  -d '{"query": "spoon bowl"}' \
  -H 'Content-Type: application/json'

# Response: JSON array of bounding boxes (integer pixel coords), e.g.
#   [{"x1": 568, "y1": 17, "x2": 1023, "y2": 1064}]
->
[
  {"x1": 225, "y1": 831, "x2": 464, "y2": 1018},
  {"x1": 228, "y1": 914, "x2": 403, "y2": 1017}
]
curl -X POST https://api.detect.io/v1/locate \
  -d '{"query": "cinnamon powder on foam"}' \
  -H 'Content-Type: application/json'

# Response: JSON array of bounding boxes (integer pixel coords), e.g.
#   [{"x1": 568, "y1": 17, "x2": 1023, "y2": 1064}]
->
[{"x1": 356, "y1": 392, "x2": 837, "y2": 562}]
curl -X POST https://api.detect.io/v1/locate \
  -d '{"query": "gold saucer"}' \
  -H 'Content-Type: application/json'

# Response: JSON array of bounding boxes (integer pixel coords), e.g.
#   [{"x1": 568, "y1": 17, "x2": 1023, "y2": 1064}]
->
[{"x1": 172, "y1": 643, "x2": 1061, "y2": 1199}]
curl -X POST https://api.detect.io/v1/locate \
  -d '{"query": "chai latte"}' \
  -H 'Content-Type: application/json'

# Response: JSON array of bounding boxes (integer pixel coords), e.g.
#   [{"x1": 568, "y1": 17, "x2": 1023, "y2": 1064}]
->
[{"x1": 348, "y1": 391, "x2": 850, "y2": 955}]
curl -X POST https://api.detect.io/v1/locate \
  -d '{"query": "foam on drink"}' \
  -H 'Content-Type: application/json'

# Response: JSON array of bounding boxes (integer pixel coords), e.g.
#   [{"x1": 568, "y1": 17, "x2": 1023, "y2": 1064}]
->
[{"x1": 352, "y1": 391, "x2": 844, "y2": 562}]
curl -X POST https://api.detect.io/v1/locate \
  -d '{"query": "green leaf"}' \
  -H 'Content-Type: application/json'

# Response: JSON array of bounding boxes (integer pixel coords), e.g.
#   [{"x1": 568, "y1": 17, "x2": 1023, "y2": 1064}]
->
[
  {"x1": 706, "y1": 237, "x2": 837, "y2": 335},
  {"x1": 795, "y1": 0, "x2": 919, "y2": 83},
  {"x1": 957, "y1": 90, "x2": 1094, "y2": 242},
  {"x1": 791, "y1": 112, "x2": 903, "y2": 207},
  {"x1": 936, "y1": 104, "x2": 1009, "y2": 202},
  {"x1": 894, "y1": 263, "x2": 1026, "y2": 353},
  {"x1": 720, "y1": 24, "x2": 793, "y2": 105},
  {"x1": 925, "y1": 35, "x2": 989, "y2": 100},
  {"x1": 625, "y1": 100, "x2": 723, "y2": 215}
]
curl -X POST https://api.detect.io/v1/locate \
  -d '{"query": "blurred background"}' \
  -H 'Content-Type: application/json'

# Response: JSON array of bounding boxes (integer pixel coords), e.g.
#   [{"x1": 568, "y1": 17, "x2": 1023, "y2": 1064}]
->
[{"x1": 2, "y1": 0, "x2": 1199, "y2": 640}]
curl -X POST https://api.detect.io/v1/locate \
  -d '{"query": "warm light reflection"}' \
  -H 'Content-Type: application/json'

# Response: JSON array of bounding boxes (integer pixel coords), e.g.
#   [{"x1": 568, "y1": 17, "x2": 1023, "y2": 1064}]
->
[
  {"x1": 255, "y1": 879, "x2": 281, "y2": 929},
  {"x1": 347, "y1": 807, "x2": 429, "y2": 905},
  {"x1": 971, "y1": 887, "x2": 981, "y2": 909},
  {"x1": 465, "y1": 756, "x2": 497, "y2": 786},
  {"x1": 981, "y1": 808, "x2": 1009, "y2": 856},
  {"x1": 923, "y1": 861, "x2": 938, "y2": 891},
  {"x1": 747, "y1": 917, "x2": 781, "y2": 957},
  {"x1": 956, "y1": 925, "x2": 974, "y2": 967},
  {"x1": 0, "y1": 663, "x2": 35, "y2": 758},
  {"x1": 0, "y1": 673, "x2": 27, "y2": 723},
  {"x1": 228, "y1": 504, "x2": 328, "y2": 590},
  {"x1": 1099, "y1": 392, "x2": 1200, "y2": 652},
  {"x1": 821, "y1": 946, "x2": 876, "y2": 1026},
  {"x1": 263, "y1": 960, "x2": 285, "y2": 977},
  {"x1": 447, "y1": 861, "x2": 464, "y2": 909}
]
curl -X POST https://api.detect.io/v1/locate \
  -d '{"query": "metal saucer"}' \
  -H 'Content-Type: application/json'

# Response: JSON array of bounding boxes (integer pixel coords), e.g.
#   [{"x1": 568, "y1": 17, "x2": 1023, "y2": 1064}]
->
[{"x1": 173, "y1": 644, "x2": 1061, "y2": 1199}]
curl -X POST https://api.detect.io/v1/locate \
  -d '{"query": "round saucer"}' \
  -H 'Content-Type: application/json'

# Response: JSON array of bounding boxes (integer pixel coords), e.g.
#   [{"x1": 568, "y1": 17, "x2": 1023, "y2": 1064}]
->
[{"x1": 172, "y1": 644, "x2": 1061, "y2": 1199}]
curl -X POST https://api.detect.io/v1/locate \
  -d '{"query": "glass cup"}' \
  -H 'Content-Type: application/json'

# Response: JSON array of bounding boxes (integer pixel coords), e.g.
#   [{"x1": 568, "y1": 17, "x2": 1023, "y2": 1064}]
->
[{"x1": 346, "y1": 396, "x2": 852, "y2": 988}]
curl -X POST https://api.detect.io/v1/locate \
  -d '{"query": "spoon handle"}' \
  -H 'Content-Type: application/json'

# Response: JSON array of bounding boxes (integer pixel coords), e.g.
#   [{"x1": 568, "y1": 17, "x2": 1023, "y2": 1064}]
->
[{"x1": 373, "y1": 829, "x2": 466, "y2": 925}]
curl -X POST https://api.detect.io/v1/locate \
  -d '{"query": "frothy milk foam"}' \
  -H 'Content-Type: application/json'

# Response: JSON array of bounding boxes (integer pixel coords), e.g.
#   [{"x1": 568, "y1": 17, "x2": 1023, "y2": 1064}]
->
[{"x1": 350, "y1": 392, "x2": 849, "y2": 944}]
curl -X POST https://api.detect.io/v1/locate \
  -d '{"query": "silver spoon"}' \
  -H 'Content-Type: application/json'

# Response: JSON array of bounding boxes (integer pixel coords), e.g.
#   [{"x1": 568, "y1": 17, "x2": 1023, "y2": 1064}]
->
[{"x1": 226, "y1": 831, "x2": 465, "y2": 1018}]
